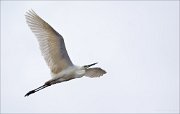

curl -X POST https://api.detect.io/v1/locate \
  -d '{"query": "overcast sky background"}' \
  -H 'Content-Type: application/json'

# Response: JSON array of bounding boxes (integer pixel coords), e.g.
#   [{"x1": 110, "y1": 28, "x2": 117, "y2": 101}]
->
[{"x1": 1, "y1": 1, "x2": 179, "y2": 113}]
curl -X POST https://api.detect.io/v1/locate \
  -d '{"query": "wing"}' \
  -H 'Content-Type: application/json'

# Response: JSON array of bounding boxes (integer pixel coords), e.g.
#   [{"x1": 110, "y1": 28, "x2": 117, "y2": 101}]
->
[
  {"x1": 25, "y1": 10, "x2": 73, "y2": 74},
  {"x1": 85, "y1": 67, "x2": 106, "y2": 78}
]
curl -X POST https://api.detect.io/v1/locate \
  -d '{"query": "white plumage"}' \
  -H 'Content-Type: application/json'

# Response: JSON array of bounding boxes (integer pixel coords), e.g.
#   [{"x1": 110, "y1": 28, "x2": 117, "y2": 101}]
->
[
  {"x1": 25, "y1": 10, "x2": 106, "y2": 97},
  {"x1": 26, "y1": 10, "x2": 73, "y2": 74}
]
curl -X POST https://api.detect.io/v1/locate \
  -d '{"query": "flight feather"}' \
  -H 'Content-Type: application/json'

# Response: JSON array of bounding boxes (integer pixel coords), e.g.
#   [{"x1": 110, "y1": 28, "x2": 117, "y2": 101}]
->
[{"x1": 25, "y1": 10, "x2": 73, "y2": 74}]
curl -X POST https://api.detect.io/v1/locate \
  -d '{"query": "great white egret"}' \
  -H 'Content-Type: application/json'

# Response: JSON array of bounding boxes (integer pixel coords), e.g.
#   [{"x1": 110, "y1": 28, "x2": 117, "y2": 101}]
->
[{"x1": 24, "y1": 10, "x2": 106, "y2": 97}]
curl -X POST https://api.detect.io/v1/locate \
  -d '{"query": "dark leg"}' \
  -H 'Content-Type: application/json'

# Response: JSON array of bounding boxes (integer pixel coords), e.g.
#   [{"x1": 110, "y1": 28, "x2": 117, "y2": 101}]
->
[
  {"x1": 25, "y1": 77, "x2": 74, "y2": 97},
  {"x1": 24, "y1": 84, "x2": 50, "y2": 97}
]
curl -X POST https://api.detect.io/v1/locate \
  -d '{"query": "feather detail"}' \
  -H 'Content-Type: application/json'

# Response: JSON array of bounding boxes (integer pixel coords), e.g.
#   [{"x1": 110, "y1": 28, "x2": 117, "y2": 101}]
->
[
  {"x1": 25, "y1": 10, "x2": 73, "y2": 74},
  {"x1": 85, "y1": 67, "x2": 106, "y2": 78}
]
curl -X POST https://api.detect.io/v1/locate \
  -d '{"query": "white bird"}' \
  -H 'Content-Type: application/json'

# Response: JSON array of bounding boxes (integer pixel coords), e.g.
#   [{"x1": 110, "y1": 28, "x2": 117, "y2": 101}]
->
[{"x1": 24, "y1": 10, "x2": 106, "y2": 97}]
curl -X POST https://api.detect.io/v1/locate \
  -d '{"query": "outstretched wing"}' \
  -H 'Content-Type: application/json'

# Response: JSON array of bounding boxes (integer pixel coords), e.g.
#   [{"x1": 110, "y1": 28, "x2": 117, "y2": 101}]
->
[
  {"x1": 25, "y1": 10, "x2": 73, "y2": 74},
  {"x1": 85, "y1": 68, "x2": 106, "y2": 78}
]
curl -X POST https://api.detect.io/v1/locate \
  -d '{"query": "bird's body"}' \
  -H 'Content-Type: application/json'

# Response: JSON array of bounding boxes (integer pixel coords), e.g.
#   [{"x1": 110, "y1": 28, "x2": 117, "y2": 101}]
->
[
  {"x1": 24, "y1": 10, "x2": 106, "y2": 97},
  {"x1": 48, "y1": 65, "x2": 85, "y2": 85}
]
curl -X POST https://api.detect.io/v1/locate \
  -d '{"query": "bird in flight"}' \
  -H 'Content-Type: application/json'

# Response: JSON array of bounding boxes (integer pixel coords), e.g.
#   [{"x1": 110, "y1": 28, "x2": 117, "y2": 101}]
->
[{"x1": 24, "y1": 10, "x2": 106, "y2": 97}]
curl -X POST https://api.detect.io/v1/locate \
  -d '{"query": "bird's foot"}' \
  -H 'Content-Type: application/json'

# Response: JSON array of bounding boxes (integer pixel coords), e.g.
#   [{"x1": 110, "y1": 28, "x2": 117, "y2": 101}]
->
[{"x1": 24, "y1": 90, "x2": 35, "y2": 97}]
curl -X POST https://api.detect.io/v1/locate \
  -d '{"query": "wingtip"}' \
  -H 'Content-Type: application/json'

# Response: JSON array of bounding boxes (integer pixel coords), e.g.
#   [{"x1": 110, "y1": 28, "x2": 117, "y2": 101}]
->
[{"x1": 25, "y1": 9, "x2": 37, "y2": 16}]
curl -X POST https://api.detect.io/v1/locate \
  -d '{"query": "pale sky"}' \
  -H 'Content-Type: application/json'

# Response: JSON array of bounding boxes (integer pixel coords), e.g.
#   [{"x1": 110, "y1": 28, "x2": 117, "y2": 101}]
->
[{"x1": 1, "y1": 1, "x2": 179, "y2": 113}]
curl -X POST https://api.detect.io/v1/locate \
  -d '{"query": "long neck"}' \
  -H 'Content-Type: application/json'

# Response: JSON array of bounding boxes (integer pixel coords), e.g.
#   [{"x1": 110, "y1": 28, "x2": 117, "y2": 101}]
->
[{"x1": 74, "y1": 66, "x2": 86, "y2": 78}]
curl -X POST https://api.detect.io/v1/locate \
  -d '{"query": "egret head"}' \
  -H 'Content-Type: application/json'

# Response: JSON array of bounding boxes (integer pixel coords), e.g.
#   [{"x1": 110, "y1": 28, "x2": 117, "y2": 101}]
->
[{"x1": 83, "y1": 62, "x2": 98, "y2": 69}]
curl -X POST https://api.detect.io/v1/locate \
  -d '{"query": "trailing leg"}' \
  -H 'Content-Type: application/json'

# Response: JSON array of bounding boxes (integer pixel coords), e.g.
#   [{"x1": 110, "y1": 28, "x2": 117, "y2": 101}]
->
[{"x1": 24, "y1": 84, "x2": 50, "y2": 97}]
